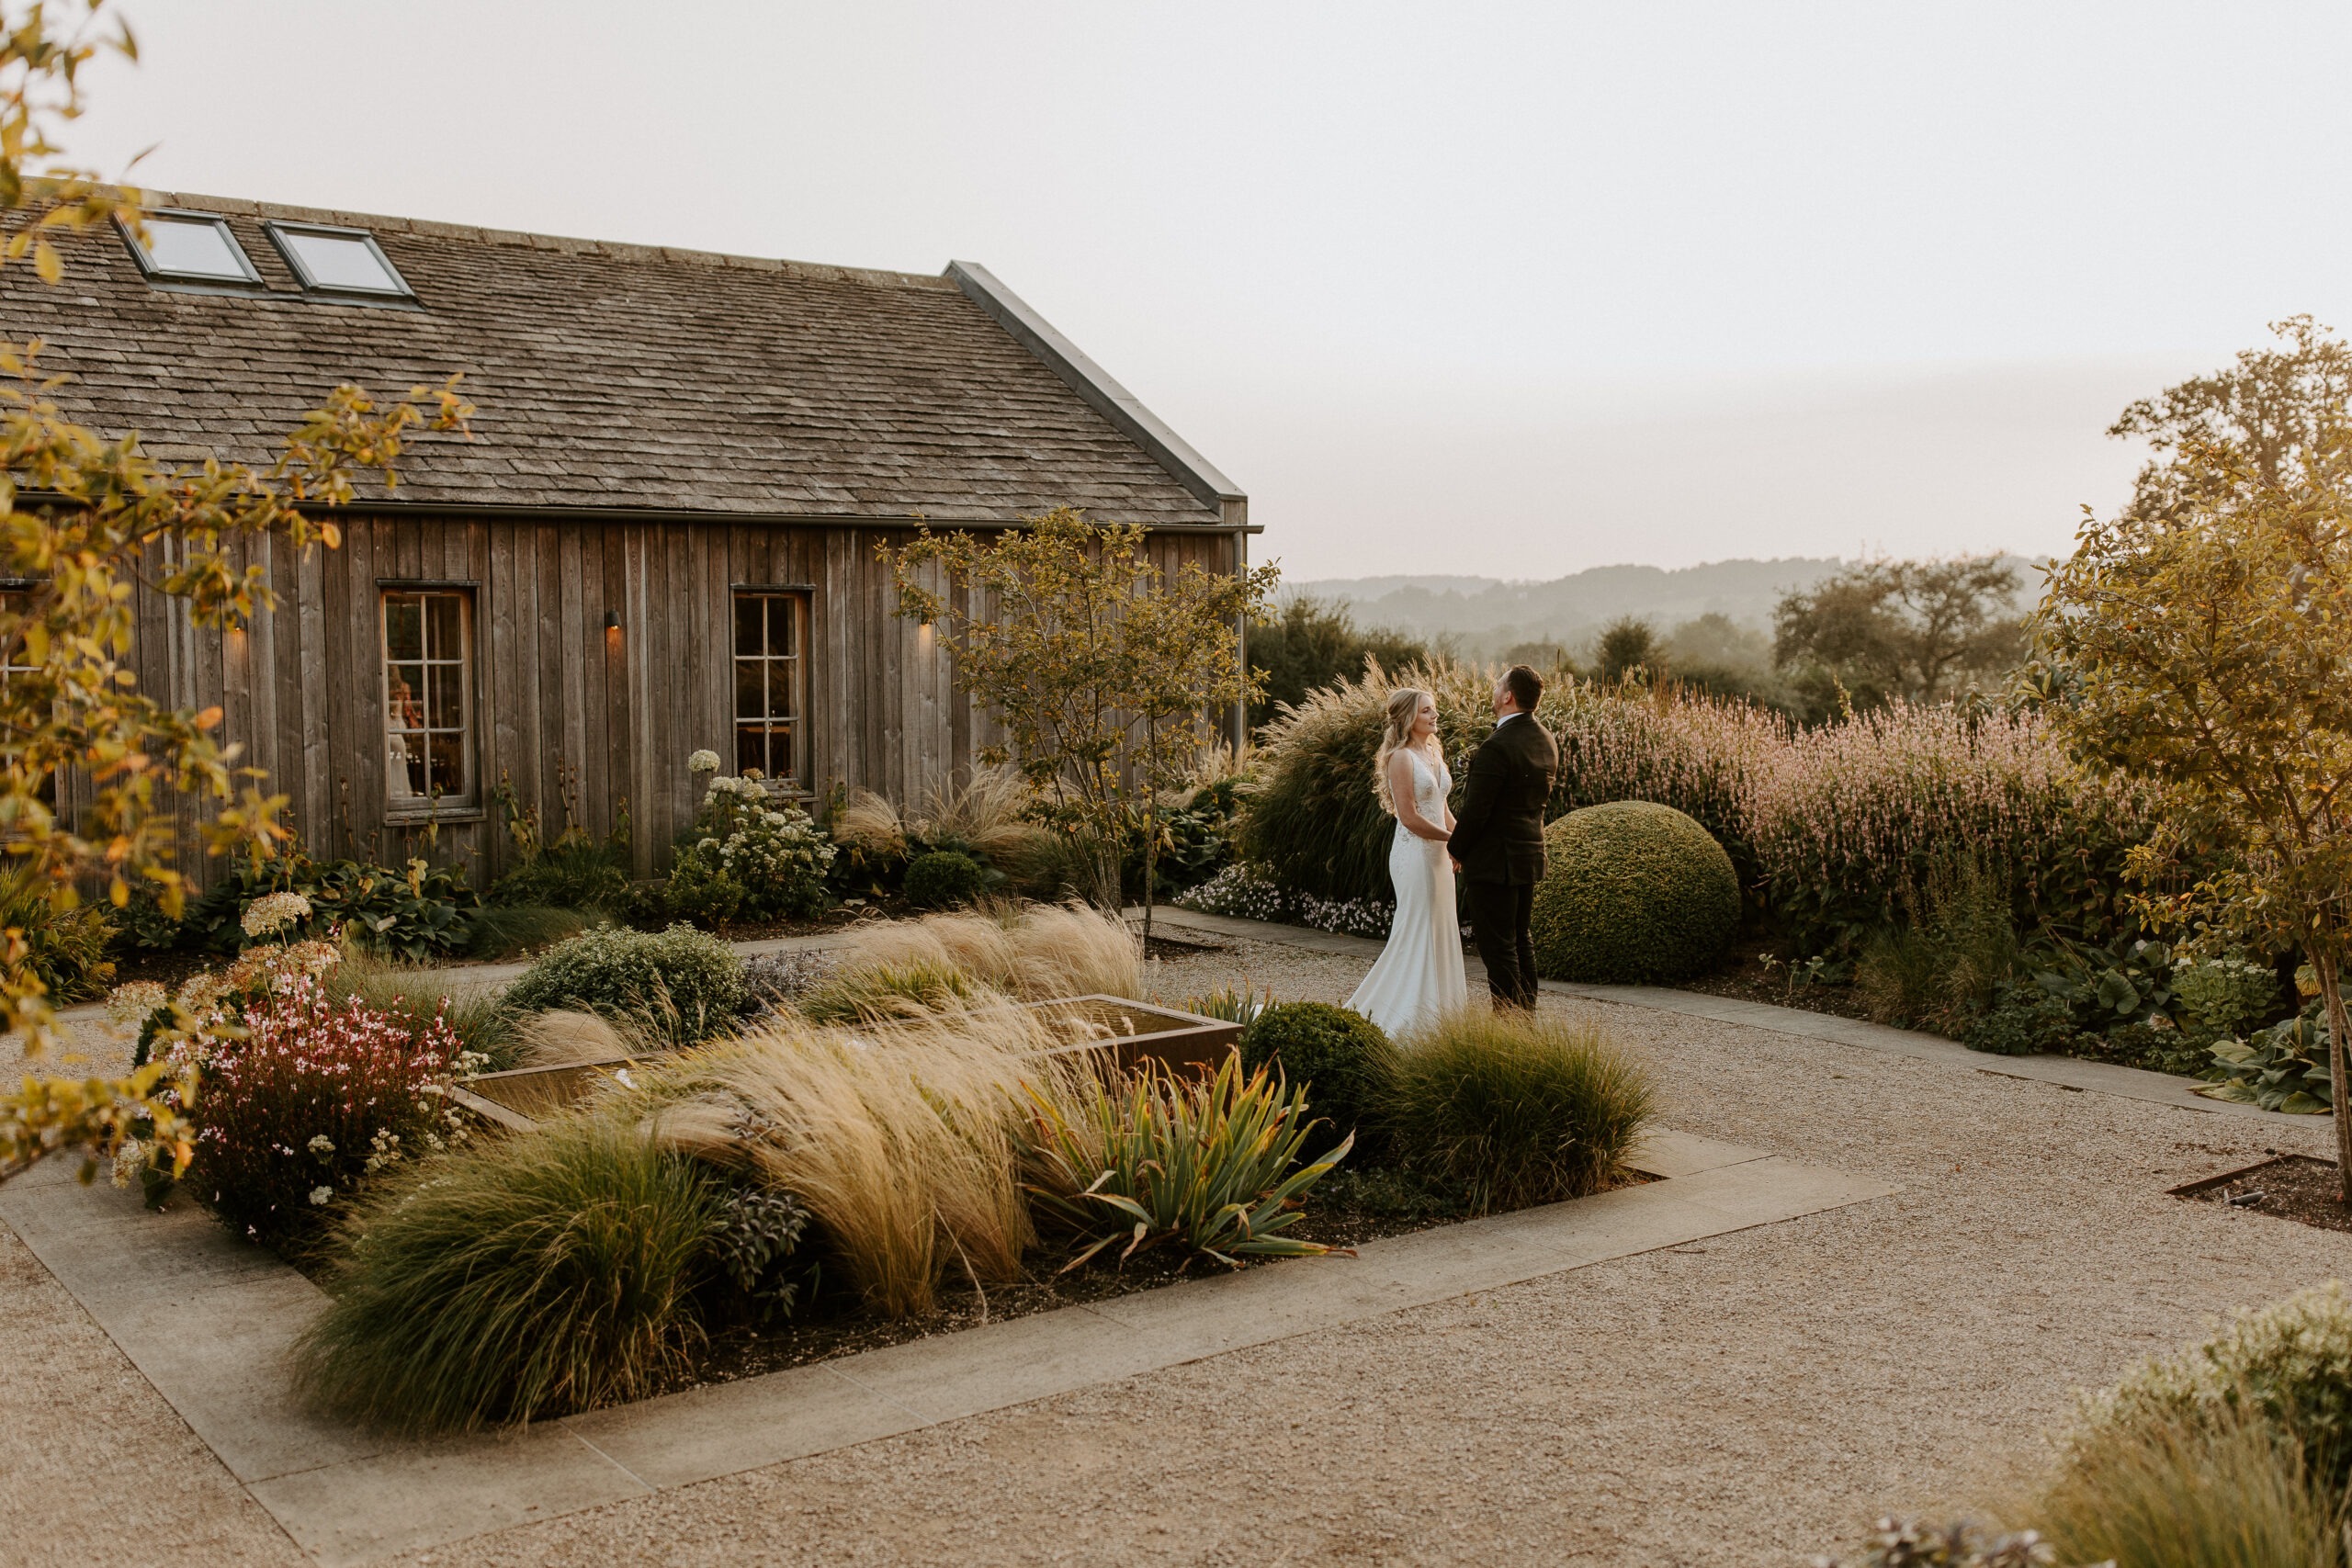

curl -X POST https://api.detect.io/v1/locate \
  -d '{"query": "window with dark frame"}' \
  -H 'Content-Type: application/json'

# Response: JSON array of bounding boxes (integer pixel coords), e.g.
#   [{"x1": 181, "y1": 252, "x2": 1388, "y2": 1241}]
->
[
  {"x1": 117, "y1": 210, "x2": 265, "y2": 287},
  {"x1": 380, "y1": 589, "x2": 474, "y2": 811},
  {"x1": 732, "y1": 592, "x2": 805, "y2": 784},
  {"x1": 262, "y1": 220, "x2": 415, "y2": 299}
]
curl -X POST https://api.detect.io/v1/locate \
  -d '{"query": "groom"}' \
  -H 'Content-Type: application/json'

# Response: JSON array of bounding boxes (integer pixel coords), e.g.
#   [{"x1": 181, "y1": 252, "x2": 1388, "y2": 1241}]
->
[{"x1": 1448, "y1": 664, "x2": 1558, "y2": 1010}]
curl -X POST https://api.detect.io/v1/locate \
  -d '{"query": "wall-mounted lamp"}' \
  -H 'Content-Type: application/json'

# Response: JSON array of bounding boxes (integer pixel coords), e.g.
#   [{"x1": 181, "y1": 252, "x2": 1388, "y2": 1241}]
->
[{"x1": 603, "y1": 610, "x2": 622, "y2": 638}]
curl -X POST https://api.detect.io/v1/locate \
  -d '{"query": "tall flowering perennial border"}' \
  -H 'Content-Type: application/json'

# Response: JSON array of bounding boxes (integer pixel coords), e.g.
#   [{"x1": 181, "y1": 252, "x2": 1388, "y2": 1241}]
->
[{"x1": 161, "y1": 973, "x2": 480, "y2": 1247}]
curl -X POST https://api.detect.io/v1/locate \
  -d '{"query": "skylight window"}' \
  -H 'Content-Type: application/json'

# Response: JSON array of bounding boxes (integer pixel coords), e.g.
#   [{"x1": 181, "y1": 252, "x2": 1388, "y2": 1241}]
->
[
  {"x1": 119, "y1": 211, "x2": 262, "y2": 285},
  {"x1": 264, "y1": 221, "x2": 413, "y2": 298}
]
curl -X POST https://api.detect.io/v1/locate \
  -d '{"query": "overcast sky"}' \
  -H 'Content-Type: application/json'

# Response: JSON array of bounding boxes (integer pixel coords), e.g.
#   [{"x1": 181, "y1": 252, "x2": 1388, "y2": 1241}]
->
[{"x1": 62, "y1": 2, "x2": 2352, "y2": 581}]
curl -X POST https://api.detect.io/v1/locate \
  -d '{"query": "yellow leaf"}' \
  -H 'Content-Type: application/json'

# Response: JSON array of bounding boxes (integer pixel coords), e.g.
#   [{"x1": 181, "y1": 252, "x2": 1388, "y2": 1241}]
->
[{"x1": 32, "y1": 242, "x2": 61, "y2": 286}]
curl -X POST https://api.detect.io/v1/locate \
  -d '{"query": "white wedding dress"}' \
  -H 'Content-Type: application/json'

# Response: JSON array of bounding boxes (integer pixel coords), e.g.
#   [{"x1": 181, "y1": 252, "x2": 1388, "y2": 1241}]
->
[{"x1": 1345, "y1": 748, "x2": 1468, "y2": 1035}]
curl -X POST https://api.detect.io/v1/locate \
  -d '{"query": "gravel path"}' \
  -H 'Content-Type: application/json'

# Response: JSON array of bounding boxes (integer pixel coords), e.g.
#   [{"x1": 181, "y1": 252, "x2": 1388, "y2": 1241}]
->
[{"x1": 5, "y1": 933, "x2": 2345, "y2": 1567}]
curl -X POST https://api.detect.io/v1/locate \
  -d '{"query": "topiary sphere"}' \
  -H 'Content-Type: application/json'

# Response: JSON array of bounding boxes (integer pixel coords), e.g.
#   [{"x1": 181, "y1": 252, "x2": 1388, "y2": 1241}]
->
[
  {"x1": 1238, "y1": 1000, "x2": 1396, "y2": 1159},
  {"x1": 1530, "y1": 801, "x2": 1738, "y2": 984},
  {"x1": 903, "y1": 850, "x2": 988, "y2": 909}
]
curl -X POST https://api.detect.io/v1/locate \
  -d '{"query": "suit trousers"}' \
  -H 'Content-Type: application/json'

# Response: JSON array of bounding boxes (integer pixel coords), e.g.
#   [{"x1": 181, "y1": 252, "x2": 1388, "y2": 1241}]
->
[{"x1": 1464, "y1": 878, "x2": 1538, "y2": 1010}]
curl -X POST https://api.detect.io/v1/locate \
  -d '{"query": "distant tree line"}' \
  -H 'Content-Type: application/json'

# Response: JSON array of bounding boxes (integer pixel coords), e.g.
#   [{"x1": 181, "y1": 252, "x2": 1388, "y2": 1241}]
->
[{"x1": 1250, "y1": 553, "x2": 2033, "y2": 731}]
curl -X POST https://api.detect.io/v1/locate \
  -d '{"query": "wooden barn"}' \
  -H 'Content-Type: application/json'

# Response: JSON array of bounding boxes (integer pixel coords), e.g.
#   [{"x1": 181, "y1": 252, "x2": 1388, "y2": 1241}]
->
[{"x1": 1, "y1": 193, "x2": 1252, "y2": 883}]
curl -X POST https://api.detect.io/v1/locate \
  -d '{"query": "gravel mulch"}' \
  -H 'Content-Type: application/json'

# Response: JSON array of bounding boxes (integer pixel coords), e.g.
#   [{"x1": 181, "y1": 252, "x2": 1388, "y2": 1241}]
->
[{"x1": 5, "y1": 932, "x2": 2347, "y2": 1568}]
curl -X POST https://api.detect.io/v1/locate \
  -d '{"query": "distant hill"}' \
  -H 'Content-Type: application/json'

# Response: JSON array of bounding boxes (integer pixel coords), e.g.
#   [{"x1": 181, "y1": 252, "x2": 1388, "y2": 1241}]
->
[{"x1": 1286, "y1": 558, "x2": 1850, "y2": 655}]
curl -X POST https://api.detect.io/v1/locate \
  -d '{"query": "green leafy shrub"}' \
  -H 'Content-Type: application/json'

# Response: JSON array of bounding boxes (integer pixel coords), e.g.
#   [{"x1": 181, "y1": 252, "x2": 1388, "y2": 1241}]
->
[
  {"x1": 1383, "y1": 1010, "x2": 1653, "y2": 1211},
  {"x1": 1238, "y1": 1000, "x2": 1396, "y2": 1157},
  {"x1": 0, "y1": 865, "x2": 114, "y2": 1002},
  {"x1": 1123, "y1": 780, "x2": 1242, "y2": 900},
  {"x1": 295, "y1": 1111, "x2": 726, "y2": 1432},
  {"x1": 1962, "y1": 981, "x2": 2077, "y2": 1057},
  {"x1": 503, "y1": 923, "x2": 747, "y2": 1045},
  {"x1": 665, "y1": 776, "x2": 834, "y2": 925},
  {"x1": 2202, "y1": 1003, "x2": 2334, "y2": 1112},
  {"x1": 1530, "y1": 802, "x2": 1738, "y2": 983},
  {"x1": 709, "y1": 1185, "x2": 814, "y2": 1323},
  {"x1": 2172, "y1": 954, "x2": 2282, "y2": 1046},
  {"x1": 178, "y1": 852, "x2": 480, "y2": 963},
  {"x1": 1023, "y1": 1055, "x2": 1351, "y2": 1269},
  {"x1": 2093, "y1": 1280, "x2": 2352, "y2": 1498},
  {"x1": 2032, "y1": 939, "x2": 2176, "y2": 1032},
  {"x1": 903, "y1": 850, "x2": 988, "y2": 909}
]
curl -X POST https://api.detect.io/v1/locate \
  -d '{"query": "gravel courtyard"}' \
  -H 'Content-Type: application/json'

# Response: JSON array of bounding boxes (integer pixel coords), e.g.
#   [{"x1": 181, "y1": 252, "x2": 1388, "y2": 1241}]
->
[{"x1": 5, "y1": 931, "x2": 2344, "y2": 1567}]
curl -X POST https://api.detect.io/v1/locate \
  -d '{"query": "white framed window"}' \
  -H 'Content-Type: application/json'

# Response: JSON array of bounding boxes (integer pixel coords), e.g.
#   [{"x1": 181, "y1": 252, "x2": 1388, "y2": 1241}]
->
[
  {"x1": 732, "y1": 591, "x2": 806, "y2": 785},
  {"x1": 381, "y1": 588, "x2": 474, "y2": 811}
]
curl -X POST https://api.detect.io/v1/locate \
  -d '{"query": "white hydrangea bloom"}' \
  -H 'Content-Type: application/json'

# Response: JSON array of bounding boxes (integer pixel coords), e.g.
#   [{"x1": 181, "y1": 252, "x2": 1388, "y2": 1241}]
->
[
  {"x1": 687, "y1": 749, "x2": 721, "y2": 774},
  {"x1": 308, "y1": 1185, "x2": 334, "y2": 1207},
  {"x1": 242, "y1": 890, "x2": 314, "y2": 938},
  {"x1": 104, "y1": 980, "x2": 169, "y2": 1025}
]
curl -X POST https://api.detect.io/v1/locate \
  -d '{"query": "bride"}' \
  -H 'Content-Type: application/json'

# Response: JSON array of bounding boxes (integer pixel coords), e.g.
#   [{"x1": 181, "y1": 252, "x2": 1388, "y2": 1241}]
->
[{"x1": 1345, "y1": 688, "x2": 1468, "y2": 1033}]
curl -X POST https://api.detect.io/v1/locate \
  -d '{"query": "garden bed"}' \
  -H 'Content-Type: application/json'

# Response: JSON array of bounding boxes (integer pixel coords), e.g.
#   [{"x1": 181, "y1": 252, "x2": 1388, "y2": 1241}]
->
[{"x1": 2171, "y1": 1153, "x2": 2352, "y2": 1235}]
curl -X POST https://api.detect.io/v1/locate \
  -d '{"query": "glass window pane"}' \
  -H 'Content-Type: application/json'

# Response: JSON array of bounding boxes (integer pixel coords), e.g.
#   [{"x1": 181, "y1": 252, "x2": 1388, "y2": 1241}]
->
[
  {"x1": 388, "y1": 728, "x2": 422, "y2": 797},
  {"x1": 734, "y1": 658, "x2": 765, "y2": 720},
  {"x1": 144, "y1": 216, "x2": 251, "y2": 280},
  {"x1": 736, "y1": 725, "x2": 765, "y2": 776},
  {"x1": 426, "y1": 668, "x2": 463, "y2": 730},
  {"x1": 426, "y1": 593, "x2": 464, "y2": 660},
  {"x1": 384, "y1": 598, "x2": 423, "y2": 662},
  {"x1": 768, "y1": 598, "x2": 796, "y2": 657},
  {"x1": 770, "y1": 724, "x2": 795, "y2": 782},
  {"x1": 424, "y1": 734, "x2": 458, "y2": 797},
  {"x1": 767, "y1": 659, "x2": 797, "y2": 718},
  {"x1": 734, "y1": 596, "x2": 763, "y2": 658},
  {"x1": 388, "y1": 665, "x2": 426, "y2": 729},
  {"x1": 279, "y1": 228, "x2": 404, "y2": 293}
]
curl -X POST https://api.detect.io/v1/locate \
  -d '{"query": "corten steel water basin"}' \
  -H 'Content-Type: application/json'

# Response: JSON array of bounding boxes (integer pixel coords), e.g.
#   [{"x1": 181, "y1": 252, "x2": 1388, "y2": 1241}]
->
[{"x1": 445, "y1": 995, "x2": 1243, "y2": 1135}]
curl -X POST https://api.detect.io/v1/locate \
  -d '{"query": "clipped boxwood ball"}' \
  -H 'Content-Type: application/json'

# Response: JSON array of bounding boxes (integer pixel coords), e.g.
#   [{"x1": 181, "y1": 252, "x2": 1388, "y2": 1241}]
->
[
  {"x1": 1238, "y1": 1000, "x2": 1396, "y2": 1158},
  {"x1": 1531, "y1": 802, "x2": 1738, "y2": 984},
  {"x1": 903, "y1": 850, "x2": 988, "y2": 909}
]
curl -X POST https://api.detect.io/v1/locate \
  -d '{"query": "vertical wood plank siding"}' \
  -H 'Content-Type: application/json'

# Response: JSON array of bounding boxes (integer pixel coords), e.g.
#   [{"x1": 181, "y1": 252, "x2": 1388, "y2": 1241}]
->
[{"x1": 127, "y1": 516, "x2": 1237, "y2": 888}]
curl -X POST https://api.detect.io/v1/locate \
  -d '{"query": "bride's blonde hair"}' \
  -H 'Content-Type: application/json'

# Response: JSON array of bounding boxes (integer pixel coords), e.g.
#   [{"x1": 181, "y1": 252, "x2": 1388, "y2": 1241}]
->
[{"x1": 1373, "y1": 687, "x2": 1438, "y2": 817}]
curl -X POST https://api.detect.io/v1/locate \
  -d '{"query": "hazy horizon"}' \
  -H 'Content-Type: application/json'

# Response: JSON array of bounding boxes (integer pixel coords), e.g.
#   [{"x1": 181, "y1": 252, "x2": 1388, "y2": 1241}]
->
[{"x1": 55, "y1": 2, "x2": 2352, "y2": 579}]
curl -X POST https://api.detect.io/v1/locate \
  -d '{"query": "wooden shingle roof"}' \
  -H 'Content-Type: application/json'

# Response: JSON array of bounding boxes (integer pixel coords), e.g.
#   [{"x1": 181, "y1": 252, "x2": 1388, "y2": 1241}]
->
[{"x1": 2, "y1": 192, "x2": 1238, "y2": 526}]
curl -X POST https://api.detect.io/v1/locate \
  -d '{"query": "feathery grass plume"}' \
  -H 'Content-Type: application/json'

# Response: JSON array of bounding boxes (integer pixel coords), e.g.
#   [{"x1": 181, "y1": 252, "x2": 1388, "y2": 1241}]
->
[
  {"x1": 918, "y1": 764, "x2": 1044, "y2": 863},
  {"x1": 645, "y1": 996, "x2": 1087, "y2": 1317},
  {"x1": 510, "y1": 1009, "x2": 642, "y2": 1069},
  {"x1": 1023, "y1": 1053, "x2": 1351, "y2": 1269},
  {"x1": 321, "y1": 942, "x2": 518, "y2": 1068},
  {"x1": 830, "y1": 788, "x2": 909, "y2": 857},
  {"x1": 797, "y1": 957, "x2": 977, "y2": 1026},
  {"x1": 1853, "y1": 857, "x2": 2020, "y2": 1035},
  {"x1": 811, "y1": 901, "x2": 1140, "y2": 1010},
  {"x1": 1385, "y1": 1010, "x2": 1653, "y2": 1212},
  {"x1": 294, "y1": 1110, "x2": 725, "y2": 1433},
  {"x1": 2027, "y1": 1405, "x2": 2340, "y2": 1568}
]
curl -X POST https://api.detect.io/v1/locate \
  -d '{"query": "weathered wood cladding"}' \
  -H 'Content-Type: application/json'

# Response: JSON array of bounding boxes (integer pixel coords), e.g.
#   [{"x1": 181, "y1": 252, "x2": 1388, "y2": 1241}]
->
[{"x1": 128, "y1": 514, "x2": 1240, "y2": 888}]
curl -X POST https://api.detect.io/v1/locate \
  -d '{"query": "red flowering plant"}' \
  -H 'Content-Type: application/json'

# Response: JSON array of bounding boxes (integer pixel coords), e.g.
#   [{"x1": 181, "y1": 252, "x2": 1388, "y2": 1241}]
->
[{"x1": 161, "y1": 973, "x2": 481, "y2": 1250}]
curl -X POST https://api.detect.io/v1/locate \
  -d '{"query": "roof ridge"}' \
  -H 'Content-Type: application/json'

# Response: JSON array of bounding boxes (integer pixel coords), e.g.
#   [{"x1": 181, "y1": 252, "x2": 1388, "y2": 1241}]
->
[{"x1": 146, "y1": 187, "x2": 953, "y2": 289}]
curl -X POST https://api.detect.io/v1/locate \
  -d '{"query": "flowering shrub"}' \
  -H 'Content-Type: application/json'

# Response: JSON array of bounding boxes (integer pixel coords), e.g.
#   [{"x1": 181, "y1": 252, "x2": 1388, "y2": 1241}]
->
[
  {"x1": 164, "y1": 975, "x2": 477, "y2": 1247},
  {"x1": 502, "y1": 922, "x2": 748, "y2": 1044},
  {"x1": 666, "y1": 774, "x2": 835, "y2": 924},
  {"x1": 1180, "y1": 861, "x2": 1395, "y2": 941}
]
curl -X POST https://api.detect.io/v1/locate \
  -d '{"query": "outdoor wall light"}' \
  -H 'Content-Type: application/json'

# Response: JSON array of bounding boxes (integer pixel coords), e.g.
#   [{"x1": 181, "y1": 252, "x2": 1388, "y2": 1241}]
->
[{"x1": 603, "y1": 610, "x2": 622, "y2": 637}]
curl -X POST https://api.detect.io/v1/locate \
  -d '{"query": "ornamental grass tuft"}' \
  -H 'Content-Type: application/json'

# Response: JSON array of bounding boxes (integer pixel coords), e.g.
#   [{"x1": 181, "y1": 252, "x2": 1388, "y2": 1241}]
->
[
  {"x1": 1385, "y1": 1010, "x2": 1653, "y2": 1212},
  {"x1": 2025, "y1": 1407, "x2": 2340, "y2": 1568},
  {"x1": 294, "y1": 1110, "x2": 725, "y2": 1433},
  {"x1": 810, "y1": 901, "x2": 1140, "y2": 1009}
]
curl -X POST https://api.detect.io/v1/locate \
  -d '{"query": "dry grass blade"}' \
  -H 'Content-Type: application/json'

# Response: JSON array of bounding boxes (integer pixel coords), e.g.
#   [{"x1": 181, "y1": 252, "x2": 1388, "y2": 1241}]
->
[
  {"x1": 831, "y1": 789, "x2": 908, "y2": 856},
  {"x1": 812, "y1": 902, "x2": 1141, "y2": 1012},
  {"x1": 511, "y1": 1009, "x2": 641, "y2": 1068}
]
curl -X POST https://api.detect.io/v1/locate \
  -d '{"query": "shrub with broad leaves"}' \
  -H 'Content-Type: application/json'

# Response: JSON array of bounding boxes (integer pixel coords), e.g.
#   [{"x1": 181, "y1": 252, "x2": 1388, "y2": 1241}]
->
[{"x1": 164, "y1": 975, "x2": 478, "y2": 1248}]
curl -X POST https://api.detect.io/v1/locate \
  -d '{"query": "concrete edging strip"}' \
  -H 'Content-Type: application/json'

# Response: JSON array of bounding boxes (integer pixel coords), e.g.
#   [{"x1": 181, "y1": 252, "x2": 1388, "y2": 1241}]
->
[{"x1": 0, "y1": 1127, "x2": 1889, "y2": 1565}]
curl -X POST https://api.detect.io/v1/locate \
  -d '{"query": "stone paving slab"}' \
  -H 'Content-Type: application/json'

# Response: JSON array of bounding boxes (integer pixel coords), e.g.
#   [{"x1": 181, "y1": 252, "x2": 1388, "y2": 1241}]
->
[
  {"x1": 0, "y1": 1125, "x2": 1889, "y2": 1565},
  {"x1": 1146, "y1": 906, "x2": 2312, "y2": 1126}
]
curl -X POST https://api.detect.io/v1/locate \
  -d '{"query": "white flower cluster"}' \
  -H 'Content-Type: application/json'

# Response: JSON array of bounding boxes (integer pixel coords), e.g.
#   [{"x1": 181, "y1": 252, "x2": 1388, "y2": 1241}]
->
[
  {"x1": 687, "y1": 749, "x2": 721, "y2": 774},
  {"x1": 669, "y1": 778, "x2": 837, "y2": 919},
  {"x1": 242, "y1": 890, "x2": 314, "y2": 939},
  {"x1": 1179, "y1": 862, "x2": 1395, "y2": 941},
  {"x1": 105, "y1": 979, "x2": 169, "y2": 1025}
]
